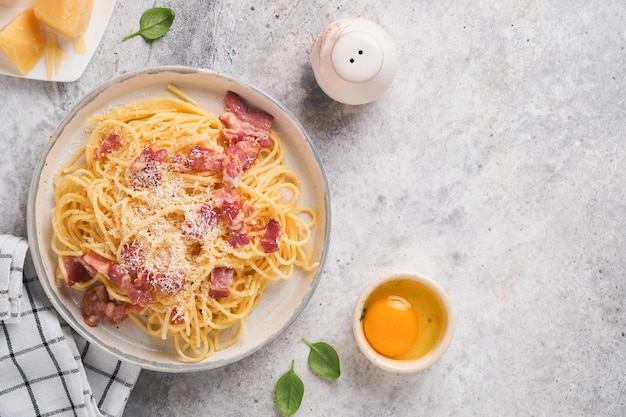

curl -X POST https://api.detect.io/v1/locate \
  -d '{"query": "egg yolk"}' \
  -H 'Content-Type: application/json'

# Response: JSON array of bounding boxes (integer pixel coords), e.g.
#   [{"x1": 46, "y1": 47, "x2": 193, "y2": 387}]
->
[{"x1": 363, "y1": 295, "x2": 419, "y2": 357}]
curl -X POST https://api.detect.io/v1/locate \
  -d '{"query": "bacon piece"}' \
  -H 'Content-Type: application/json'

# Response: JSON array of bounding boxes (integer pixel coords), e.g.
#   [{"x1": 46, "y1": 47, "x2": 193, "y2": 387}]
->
[
  {"x1": 65, "y1": 252, "x2": 124, "y2": 288},
  {"x1": 140, "y1": 269, "x2": 185, "y2": 294},
  {"x1": 209, "y1": 267, "x2": 234, "y2": 298},
  {"x1": 108, "y1": 263, "x2": 152, "y2": 307},
  {"x1": 170, "y1": 308, "x2": 185, "y2": 324},
  {"x1": 128, "y1": 146, "x2": 167, "y2": 188},
  {"x1": 183, "y1": 203, "x2": 218, "y2": 240},
  {"x1": 93, "y1": 132, "x2": 122, "y2": 160},
  {"x1": 222, "y1": 140, "x2": 261, "y2": 186},
  {"x1": 218, "y1": 92, "x2": 275, "y2": 185},
  {"x1": 82, "y1": 285, "x2": 127, "y2": 327},
  {"x1": 79, "y1": 251, "x2": 111, "y2": 276},
  {"x1": 219, "y1": 91, "x2": 274, "y2": 148},
  {"x1": 108, "y1": 264, "x2": 128, "y2": 284},
  {"x1": 127, "y1": 285, "x2": 152, "y2": 307},
  {"x1": 184, "y1": 146, "x2": 224, "y2": 172},
  {"x1": 120, "y1": 243, "x2": 145, "y2": 275},
  {"x1": 215, "y1": 187, "x2": 243, "y2": 224},
  {"x1": 64, "y1": 256, "x2": 92, "y2": 287},
  {"x1": 83, "y1": 285, "x2": 107, "y2": 326},
  {"x1": 228, "y1": 230, "x2": 251, "y2": 248},
  {"x1": 103, "y1": 301, "x2": 127, "y2": 324},
  {"x1": 260, "y1": 218, "x2": 281, "y2": 253},
  {"x1": 215, "y1": 188, "x2": 251, "y2": 247}
]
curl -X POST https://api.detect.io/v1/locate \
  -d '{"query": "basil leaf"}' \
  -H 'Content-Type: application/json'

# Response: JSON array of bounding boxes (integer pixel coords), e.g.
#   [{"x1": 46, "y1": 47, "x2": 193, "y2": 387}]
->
[
  {"x1": 302, "y1": 338, "x2": 341, "y2": 379},
  {"x1": 275, "y1": 360, "x2": 304, "y2": 416},
  {"x1": 123, "y1": 7, "x2": 175, "y2": 41}
]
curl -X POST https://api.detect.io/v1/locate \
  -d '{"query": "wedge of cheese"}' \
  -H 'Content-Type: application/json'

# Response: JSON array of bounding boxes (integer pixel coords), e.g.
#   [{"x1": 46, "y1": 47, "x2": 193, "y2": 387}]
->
[
  {"x1": 0, "y1": 8, "x2": 45, "y2": 75},
  {"x1": 33, "y1": 0, "x2": 94, "y2": 38}
]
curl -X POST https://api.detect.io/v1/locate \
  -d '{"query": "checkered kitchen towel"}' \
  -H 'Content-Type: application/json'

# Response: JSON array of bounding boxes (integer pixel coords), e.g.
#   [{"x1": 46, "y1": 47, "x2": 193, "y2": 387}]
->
[{"x1": 0, "y1": 235, "x2": 141, "y2": 417}]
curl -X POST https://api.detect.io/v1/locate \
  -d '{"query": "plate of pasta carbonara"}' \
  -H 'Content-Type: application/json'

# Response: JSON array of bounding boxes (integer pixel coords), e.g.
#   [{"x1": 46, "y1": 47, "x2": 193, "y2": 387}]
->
[{"x1": 26, "y1": 66, "x2": 330, "y2": 372}]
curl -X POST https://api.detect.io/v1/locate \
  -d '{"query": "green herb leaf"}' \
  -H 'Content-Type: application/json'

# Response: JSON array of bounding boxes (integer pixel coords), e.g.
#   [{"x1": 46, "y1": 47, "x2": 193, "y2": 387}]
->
[
  {"x1": 123, "y1": 7, "x2": 175, "y2": 41},
  {"x1": 302, "y1": 338, "x2": 341, "y2": 379},
  {"x1": 275, "y1": 360, "x2": 304, "y2": 416}
]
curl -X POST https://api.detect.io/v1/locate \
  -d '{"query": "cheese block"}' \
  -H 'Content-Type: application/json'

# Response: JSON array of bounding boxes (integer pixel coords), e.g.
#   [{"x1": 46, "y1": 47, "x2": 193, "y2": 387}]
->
[
  {"x1": 32, "y1": 0, "x2": 94, "y2": 38},
  {"x1": 0, "y1": 8, "x2": 45, "y2": 75}
]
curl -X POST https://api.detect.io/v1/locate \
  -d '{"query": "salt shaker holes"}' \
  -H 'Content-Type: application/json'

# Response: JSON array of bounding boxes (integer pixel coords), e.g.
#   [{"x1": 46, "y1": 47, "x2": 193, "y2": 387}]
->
[{"x1": 349, "y1": 50, "x2": 364, "y2": 64}]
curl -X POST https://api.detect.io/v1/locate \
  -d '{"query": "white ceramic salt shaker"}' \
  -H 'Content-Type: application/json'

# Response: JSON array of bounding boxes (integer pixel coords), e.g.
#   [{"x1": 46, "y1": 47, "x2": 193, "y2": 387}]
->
[{"x1": 310, "y1": 18, "x2": 397, "y2": 105}]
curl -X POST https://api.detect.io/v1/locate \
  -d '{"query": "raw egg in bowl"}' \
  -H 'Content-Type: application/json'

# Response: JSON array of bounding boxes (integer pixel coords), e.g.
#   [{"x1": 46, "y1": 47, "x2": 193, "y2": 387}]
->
[{"x1": 353, "y1": 271, "x2": 454, "y2": 373}]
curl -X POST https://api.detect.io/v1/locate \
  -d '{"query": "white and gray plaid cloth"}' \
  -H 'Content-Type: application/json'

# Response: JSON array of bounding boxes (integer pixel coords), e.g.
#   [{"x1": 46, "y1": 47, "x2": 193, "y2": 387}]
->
[{"x1": 0, "y1": 235, "x2": 141, "y2": 417}]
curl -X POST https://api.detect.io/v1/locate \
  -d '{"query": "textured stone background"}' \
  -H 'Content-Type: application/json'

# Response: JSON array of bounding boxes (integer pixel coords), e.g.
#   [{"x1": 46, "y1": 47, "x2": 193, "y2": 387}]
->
[{"x1": 1, "y1": 0, "x2": 626, "y2": 416}]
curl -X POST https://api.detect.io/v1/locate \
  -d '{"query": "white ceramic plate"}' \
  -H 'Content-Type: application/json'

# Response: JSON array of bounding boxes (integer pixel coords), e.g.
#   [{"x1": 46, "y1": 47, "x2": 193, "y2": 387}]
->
[
  {"x1": 0, "y1": 0, "x2": 115, "y2": 82},
  {"x1": 27, "y1": 67, "x2": 330, "y2": 372}
]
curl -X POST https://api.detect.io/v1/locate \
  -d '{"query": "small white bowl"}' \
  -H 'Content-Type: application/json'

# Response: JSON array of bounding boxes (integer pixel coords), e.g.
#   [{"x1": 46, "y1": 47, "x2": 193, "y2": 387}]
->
[{"x1": 353, "y1": 271, "x2": 454, "y2": 373}]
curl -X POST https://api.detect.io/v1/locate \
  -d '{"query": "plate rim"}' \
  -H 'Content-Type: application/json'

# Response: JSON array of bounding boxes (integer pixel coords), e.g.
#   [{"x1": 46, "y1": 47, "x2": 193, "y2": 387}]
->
[{"x1": 26, "y1": 65, "x2": 331, "y2": 372}]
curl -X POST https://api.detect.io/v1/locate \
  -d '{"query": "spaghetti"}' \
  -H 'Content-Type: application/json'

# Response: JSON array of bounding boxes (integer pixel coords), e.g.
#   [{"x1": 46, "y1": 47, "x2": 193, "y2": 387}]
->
[{"x1": 51, "y1": 87, "x2": 317, "y2": 362}]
